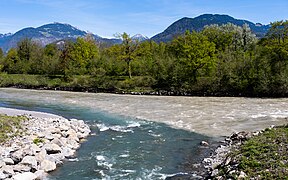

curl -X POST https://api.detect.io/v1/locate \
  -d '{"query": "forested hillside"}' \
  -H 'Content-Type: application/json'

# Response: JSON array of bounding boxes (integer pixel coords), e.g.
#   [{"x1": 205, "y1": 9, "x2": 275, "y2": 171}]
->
[{"x1": 0, "y1": 20, "x2": 287, "y2": 97}]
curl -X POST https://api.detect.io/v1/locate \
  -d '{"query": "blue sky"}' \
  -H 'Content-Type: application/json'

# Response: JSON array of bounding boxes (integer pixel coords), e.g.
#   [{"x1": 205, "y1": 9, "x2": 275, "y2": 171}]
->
[{"x1": 0, "y1": 0, "x2": 287, "y2": 38}]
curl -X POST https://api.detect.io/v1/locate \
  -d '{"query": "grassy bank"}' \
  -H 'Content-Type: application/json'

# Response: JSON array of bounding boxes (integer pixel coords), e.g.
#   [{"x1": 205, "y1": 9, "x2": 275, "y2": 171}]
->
[
  {"x1": 217, "y1": 125, "x2": 288, "y2": 179},
  {"x1": 0, "y1": 114, "x2": 28, "y2": 143},
  {"x1": 0, "y1": 73, "x2": 155, "y2": 93}
]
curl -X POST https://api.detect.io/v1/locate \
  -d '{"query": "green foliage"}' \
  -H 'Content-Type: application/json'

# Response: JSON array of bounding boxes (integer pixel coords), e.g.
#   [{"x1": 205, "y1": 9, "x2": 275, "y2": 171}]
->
[
  {"x1": 169, "y1": 31, "x2": 216, "y2": 88},
  {"x1": 0, "y1": 114, "x2": 28, "y2": 143},
  {"x1": 228, "y1": 126, "x2": 288, "y2": 179},
  {"x1": 33, "y1": 138, "x2": 45, "y2": 145},
  {"x1": 0, "y1": 21, "x2": 287, "y2": 96}
]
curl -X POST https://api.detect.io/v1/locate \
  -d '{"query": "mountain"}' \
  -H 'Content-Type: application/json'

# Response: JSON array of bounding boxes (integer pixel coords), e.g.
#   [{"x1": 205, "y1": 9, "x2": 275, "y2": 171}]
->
[
  {"x1": 0, "y1": 22, "x2": 121, "y2": 52},
  {"x1": 131, "y1": 34, "x2": 149, "y2": 42},
  {"x1": 151, "y1": 14, "x2": 270, "y2": 42}
]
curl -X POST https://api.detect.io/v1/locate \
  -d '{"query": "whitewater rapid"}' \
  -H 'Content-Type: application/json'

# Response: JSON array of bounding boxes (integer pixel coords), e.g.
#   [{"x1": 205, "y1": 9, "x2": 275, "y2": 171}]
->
[{"x1": 0, "y1": 88, "x2": 287, "y2": 136}]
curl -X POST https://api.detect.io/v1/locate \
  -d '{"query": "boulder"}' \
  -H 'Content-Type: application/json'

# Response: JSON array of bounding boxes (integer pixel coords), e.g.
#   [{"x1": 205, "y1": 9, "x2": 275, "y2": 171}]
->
[
  {"x1": 238, "y1": 171, "x2": 247, "y2": 179},
  {"x1": 2, "y1": 165, "x2": 14, "y2": 176},
  {"x1": 46, "y1": 154, "x2": 64, "y2": 165},
  {"x1": 51, "y1": 137, "x2": 67, "y2": 147},
  {"x1": 3, "y1": 158, "x2": 14, "y2": 165},
  {"x1": 35, "y1": 149, "x2": 47, "y2": 164},
  {"x1": 59, "y1": 125, "x2": 70, "y2": 131},
  {"x1": 66, "y1": 139, "x2": 80, "y2": 150},
  {"x1": 20, "y1": 156, "x2": 37, "y2": 169},
  {"x1": 67, "y1": 129, "x2": 79, "y2": 142},
  {"x1": 12, "y1": 164, "x2": 31, "y2": 173},
  {"x1": 12, "y1": 172, "x2": 37, "y2": 180},
  {"x1": 47, "y1": 127, "x2": 61, "y2": 134},
  {"x1": 0, "y1": 160, "x2": 5, "y2": 168},
  {"x1": 30, "y1": 144, "x2": 41, "y2": 153},
  {"x1": 200, "y1": 141, "x2": 209, "y2": 146},
  {"x1": 62, "y1": 147, "x2": 75, "y2": 158},
  {"x1": 0, "y1": 171, "x2": 7, "y2": 179},
  {"x1": 40, "y1": 160, "x2": 56, "y2": 172},
  {"x1": 36, "y1": 132, "x2": 45, "y2": 138},
  {"x1": 44, "y1": 134, "x2": 55, "y2": 141},
  {"x1": 34, "y1": 170, "x2": 47, "y2": 180},
  {"x1": 10, "y1": 150, "x2": 24, "y2": 163},
  {"x1": 43, "y1": 143, "x2": 62, "y2": 154}
]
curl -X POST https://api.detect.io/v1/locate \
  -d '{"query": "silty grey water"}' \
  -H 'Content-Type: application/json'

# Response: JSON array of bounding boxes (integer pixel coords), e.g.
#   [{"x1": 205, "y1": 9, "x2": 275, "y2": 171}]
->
[{"x1": 0, "y1": 88, "x2": 287, "y2": 179}]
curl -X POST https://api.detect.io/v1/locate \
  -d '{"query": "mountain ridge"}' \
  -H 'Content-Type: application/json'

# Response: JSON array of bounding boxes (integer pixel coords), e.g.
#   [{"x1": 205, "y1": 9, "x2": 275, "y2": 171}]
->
[
  {"x1": 0, "y1": 14, "x2": 272, "y2": 51},
  {"x1": 151, "y1": 14, "x2": 270, "y2": 42},
  {"x1": 0, "y1": 22, "x2": 123, "y2": 52}
]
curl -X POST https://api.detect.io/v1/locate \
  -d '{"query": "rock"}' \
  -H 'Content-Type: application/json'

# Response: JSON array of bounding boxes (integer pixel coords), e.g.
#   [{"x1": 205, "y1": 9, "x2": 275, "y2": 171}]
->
[
  {"x1": 40, "y1": 160, "x2": 56, "y2": 172},
  {"x1": 3, "y1": 158, "x2": 14, "y2": 165},
  {"x1": 0, "y1": 171, "x2": 7, "y2": 179},
  {"x1": 10, "y1": 150, "x2": 24, "y2": 163},
  {"x1": 30, "y1": 144, "x2": 41, "y2": 153},
  {"x1": 67, "y1": 129, "x2": 79, "y2": 142},
  {"x1": 62, "y1": 147, "x2": 75, "y2": 158},
  {"x1": 20, "y1": 156, "x2": 37, "y2": 169},
  {"x1": 47, "y1": 127, "x2": 60, "y2": 134},
  {"x1": 47, "y1": 154, "x2": 64, "y2": 165},
  {"x1": 43, "y1": 143, "x2": 62, "y2": 154},
  {"x1": 36, "y1": 132, "x2": 45, "y2": 138},
  {"x1": 35, "y1": 150, "x2": 47, "y2": 162},
  {"x1": 2, "y1": 165, "x2": 14, "y2": 176},
  {"x1": 0, "y1": 161, "x2": 5, "y2": 168},
  {"x1": 224, "y1": 157, "x2": 231, "y2": 166},
  {"x1": 238, "y1": 171, "x2": 247, "y2": 179},
  {"x1": 34, "y1": 170, "x2": 47, "y2": 180},
  {"x1": 66, "y1": 139, "x2": 80, "y2": 150},
  {"x1": 53, "y1": 133, "x2": 62, "y2": 139},
  {"x1": 59, "y1": 125, "x2": 70, "y2": 131},
  {"x1": 211, "y1": 169, "x2": 219, "y2": 176},
  {"x1": 12, "y1": 172, "x2": 37, "y2": 180},
  {"x1": 44, "y1": 134, "x2": 55, "y2": 141},
  {"x1": 12, "y1": 164, "x2": 31, "y2": 173},
  {"x1": 200, "y1": 141, "x2": 209, "y2": 146},
  {"x1": 51, "y1": 137, "x2": 67, "y2": 147}
]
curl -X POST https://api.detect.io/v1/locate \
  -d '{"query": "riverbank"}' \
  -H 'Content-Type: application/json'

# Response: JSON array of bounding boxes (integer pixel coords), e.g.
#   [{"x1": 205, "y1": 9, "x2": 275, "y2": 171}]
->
[
  {"x1": 0, "y1": 107, "x2": 90, "y2": 179},
  {"x1": 202, "y1": 124, "x2": 288, "y2": 179},
  {"x1": 1, "y1": 74, "x2": 288, "y2": 98}
]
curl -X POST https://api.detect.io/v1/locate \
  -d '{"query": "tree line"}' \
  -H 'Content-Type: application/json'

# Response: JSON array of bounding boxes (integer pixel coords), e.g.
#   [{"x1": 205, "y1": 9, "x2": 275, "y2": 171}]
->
[{"x1": 0, "y1": 21, "x2": 287, "y2": 97}]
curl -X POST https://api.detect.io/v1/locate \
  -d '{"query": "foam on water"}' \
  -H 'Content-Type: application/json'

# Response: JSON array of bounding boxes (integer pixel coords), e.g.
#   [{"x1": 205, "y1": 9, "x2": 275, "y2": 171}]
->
[
  {"x1": 1, "y1": 88, "x2": 288, "y2": 136},
  {"x1": 1, "y1": 89, "x2": 288, "y2": 179}
]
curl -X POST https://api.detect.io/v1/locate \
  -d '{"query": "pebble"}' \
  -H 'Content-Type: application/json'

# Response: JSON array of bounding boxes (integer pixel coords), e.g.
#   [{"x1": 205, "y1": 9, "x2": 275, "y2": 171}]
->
[{"x1": 0, "y1": 114, "x2": 91, "y2": 179}]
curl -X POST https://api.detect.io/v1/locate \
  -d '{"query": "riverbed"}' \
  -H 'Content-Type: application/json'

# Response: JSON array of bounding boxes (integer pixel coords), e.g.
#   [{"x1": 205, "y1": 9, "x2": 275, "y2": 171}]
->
[{"x1": 0, "y1": 88, "x2": 287, "y2": 179}]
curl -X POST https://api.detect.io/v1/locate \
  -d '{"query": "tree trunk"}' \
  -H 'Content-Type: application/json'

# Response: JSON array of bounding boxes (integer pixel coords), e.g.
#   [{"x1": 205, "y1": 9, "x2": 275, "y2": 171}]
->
[{"x1": 128, "y1": 61, "x2": 132, "y2": 79}]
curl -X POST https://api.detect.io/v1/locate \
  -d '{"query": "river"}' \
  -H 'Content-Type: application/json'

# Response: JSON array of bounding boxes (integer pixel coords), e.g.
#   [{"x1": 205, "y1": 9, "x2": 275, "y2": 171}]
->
[{"x1": 0, "y1": 88, "x2": 287, "y2": 179}]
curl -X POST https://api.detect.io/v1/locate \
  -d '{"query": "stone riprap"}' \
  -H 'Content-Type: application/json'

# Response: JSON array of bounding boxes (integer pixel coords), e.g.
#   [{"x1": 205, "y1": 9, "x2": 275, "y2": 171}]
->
[{"x1": 0, "y1": 109, "x2": 90, "y2": 180}]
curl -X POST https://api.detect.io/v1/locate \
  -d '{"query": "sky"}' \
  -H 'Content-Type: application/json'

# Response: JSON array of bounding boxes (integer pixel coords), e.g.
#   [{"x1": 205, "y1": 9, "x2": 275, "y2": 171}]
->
[{"x1": 0, "y1": 0, "x2": 287, "y2": 38}]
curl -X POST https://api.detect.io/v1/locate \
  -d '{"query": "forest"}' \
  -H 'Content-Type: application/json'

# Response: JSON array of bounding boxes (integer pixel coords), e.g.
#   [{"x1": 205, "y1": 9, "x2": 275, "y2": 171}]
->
[{"x1": 0, "y1": 21, "x2": 287, "y2": 97}]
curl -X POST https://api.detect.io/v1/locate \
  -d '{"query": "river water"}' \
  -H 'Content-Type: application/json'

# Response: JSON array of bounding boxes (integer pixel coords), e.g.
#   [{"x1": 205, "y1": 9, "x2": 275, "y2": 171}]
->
[{"x1": 0, "y1": 88, "x2": 287, "y2": 179}]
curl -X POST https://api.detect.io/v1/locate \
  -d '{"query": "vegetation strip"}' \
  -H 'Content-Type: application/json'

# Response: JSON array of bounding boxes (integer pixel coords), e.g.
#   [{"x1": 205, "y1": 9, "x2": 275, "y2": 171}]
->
[
  {"x1": 205, "y1": 124, "x2": 288, "y2": 179},
  {"x1": 0, "y1": 20, "x2": 287, "y2": 97}
]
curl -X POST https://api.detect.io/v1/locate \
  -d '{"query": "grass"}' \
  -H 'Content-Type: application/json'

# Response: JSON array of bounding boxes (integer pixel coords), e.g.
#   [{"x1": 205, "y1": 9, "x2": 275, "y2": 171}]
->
[
  {"x1": 0, "y1": 114, "x2": 28, "y2": 143},
  {"x1": 219, "y1": 125, "x2": 288, "y2": 179},
  {"x1": 0, "y1": 73, "x2": 156, "y2": 92},
  {"x1": 33, "y1": 138, "x2": 45, "y2": 145}
]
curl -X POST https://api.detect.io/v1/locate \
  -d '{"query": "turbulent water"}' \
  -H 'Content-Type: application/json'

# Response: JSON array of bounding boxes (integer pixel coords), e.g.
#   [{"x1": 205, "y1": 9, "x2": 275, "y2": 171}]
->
[{"x1": 0, "y1": 88, "x2": 288, "y2": 179}]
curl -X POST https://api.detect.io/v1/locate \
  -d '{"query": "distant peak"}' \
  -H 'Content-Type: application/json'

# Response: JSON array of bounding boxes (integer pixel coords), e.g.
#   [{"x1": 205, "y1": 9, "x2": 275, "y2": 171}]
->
[{"x1": 132, "y1": 34, "x2": 149, "y2": 41}]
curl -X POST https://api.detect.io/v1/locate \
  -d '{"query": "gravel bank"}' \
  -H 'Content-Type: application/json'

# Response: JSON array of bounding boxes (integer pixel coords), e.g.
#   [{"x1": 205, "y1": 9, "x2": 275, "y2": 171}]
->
[{"x1": 0, "y1": 107, "x2": 91, "y2": 180}]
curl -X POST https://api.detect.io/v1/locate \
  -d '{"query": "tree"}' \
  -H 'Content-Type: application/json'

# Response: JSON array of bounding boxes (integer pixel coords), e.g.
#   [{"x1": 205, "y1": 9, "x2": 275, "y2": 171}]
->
[
  {"x1": 116, "y1": 32, "x2": 139, "y2": 78},
  {"x1": 0, "y1": 48, "x2": 4, "y2": 72},
  {"x1": 43, "y1": 44, "x2": 61, "y2": 75},
  {"x1": 169, "y1": 31, "x2": 217, "y2": 85},
  {"x1": 3, "y1": 48, "x2": 19, "y2": 73},
  {"x1": 70, "y1": 34, "x2": 99, "y2": 74}
]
